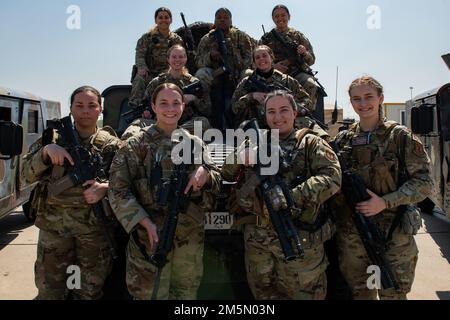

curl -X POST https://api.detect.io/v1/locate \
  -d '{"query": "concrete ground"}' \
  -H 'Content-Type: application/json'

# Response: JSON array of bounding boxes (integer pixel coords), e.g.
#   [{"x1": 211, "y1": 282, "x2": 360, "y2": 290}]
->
[
  {"x1": 0, "y1": 207, "x2": 449, "y2": 300},
  {"x1": 0, "y1": 208, "x2": 38, "y2": 300}
]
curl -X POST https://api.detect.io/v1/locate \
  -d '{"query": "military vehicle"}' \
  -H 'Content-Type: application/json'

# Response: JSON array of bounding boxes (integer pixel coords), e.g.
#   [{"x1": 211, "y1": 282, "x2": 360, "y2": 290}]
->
[
  {"x1": 405, "y1": 54, "x2": 450, "y2": 219},
  {"x1": 0, "y1": 87, "x2": 61, "y2": 221},
  {"x1": 103, "y1": 21, "x2": 327, "y2": 136},
  {"x1": 101, "y1": 20, "x2": 329, "y2": 300}
]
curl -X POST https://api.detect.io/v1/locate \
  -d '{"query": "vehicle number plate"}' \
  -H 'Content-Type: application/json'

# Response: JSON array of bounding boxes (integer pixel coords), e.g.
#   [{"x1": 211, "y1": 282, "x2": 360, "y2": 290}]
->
[{"x1": 204, "y1": 212, "x2": 233, "y2": 230}]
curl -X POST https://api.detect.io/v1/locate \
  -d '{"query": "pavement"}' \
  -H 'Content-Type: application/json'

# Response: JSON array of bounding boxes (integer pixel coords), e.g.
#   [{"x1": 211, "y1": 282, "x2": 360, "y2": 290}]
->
[
  {"x1": 0, "y1": 208, "x2": 38, "y2": 300},
  {"x1": 0, "y1": 207, "x2": 449, "y2": 300}
]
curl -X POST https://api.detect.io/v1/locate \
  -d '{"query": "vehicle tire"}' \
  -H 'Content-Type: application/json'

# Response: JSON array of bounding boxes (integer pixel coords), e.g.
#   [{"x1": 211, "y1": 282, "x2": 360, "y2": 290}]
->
[{"x1": 418, "y1": 198, "x2": 435, "y2": 215}]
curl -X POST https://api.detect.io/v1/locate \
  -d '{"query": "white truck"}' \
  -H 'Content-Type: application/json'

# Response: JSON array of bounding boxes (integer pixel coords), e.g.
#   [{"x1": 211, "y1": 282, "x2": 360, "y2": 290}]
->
[{"x1": 0, "y1": 87, "x2": 61, "y2": 220}]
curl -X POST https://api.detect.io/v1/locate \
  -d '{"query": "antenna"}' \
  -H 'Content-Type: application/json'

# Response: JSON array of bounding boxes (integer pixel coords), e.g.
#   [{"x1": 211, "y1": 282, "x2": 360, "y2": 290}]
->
[{"x1": 331, "y1": 66, "x2": 339, "y2": 124}]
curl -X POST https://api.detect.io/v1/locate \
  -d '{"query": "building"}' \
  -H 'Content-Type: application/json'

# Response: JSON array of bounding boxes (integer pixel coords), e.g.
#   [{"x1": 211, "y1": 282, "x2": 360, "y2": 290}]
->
[
  {"x1": 384, "y1": 102, "x2": 406, "y2": 125},
  {"x1": 324, "y1": 103, "x2": 344, "y2": 138}
]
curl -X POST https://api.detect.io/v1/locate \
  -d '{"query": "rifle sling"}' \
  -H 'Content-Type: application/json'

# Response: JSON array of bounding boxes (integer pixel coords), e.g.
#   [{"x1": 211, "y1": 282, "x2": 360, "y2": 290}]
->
[{"x1": 132, "y1": 229, "x2": 151, "y2": 261}]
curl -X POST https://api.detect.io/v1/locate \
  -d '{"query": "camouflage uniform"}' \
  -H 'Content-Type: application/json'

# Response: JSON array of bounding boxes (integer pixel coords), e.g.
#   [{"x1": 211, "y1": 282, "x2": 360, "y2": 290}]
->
[
  {"x1": 195, "y1": 27, "x2": 253, "y2": 88},
  {"x1": 144, "y1": 72, "x2": 211, "y2": 134},
  {"x1": 221, "y1": 129, "x2": 342, "y2": 299},
  {"x1": 108, "y1": 125, "x2": 221, "y2": 300},
  {"x1": 121, "y1": 118, "x2": 155, "y2": 141},
  {"x1": 261, "y1": 28, "x2": 317, "y2": 109},
  {"x1": 332, "y1": 120, "x2": 433, "y2": 300},
  {"x1": 21, "y1": 126, "x2": 123, "y2": 300},
  {"x1": 295, "y1": 115, "x2": 329, "y2": 141},
  {"x1": 231, "y1": 69, "x2": 312, "y2": 128},
  {"x1": 129, "y1": 28, "x2": 184, "y2": 106}
]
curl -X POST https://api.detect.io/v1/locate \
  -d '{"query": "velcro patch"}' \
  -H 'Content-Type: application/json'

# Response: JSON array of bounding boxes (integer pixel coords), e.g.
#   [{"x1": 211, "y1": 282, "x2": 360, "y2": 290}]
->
[{"x1": 351, "y1": 135, "x2": 369, "y2": 146}]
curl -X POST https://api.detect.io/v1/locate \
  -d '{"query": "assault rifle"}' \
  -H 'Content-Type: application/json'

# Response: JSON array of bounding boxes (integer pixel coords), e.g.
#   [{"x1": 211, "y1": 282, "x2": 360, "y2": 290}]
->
[
  {"x1": 149, "y1": 164, "x2": 190, "y2": 299},
  {"x1": 214, "y1": 28, "x2": 234, "y2": 81},
  {"x1": 270, "y1": 30, "x2": 326, "y2": 94},
  {"x1": 245, "y1": 73, "x2": 329, "y2": 131},
  {"x1": 330, "y1": 141, "x2": 400, "y2": 291},
  {"x1": 243, "y1": 119, "x2": 305, "y2": 261},
  {"x1": 183, "y1": 80, "x2": 203, "y2": 98},
  {"x1": 180, "y1": 13, "x2": 197, "y2": 74},
  {"x1": 46, "y1": 116, "x2": 117, "y2": 259},
  {"x1": 211, "y1": 28, "x2": 237, "y2": 130},
  {"x1": 180, "y1": 13, "x2": 196, "y2": 52}
]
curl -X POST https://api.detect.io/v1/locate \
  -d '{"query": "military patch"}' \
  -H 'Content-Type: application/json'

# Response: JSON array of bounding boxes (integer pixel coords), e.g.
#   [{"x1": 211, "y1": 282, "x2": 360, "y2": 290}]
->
[
  {"x1": 325, "y1": 149, "x2": 337, "y2": 162},
  {"x1": 351, "y1": 135, "x2": 370, "y2": 146},
  {"x1": 412, "y1": 135, "x2": 427, "y2": 157}
]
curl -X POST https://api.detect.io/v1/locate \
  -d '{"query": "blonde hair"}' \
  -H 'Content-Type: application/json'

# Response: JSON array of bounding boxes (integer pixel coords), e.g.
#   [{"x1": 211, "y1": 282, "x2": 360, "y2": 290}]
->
[
  {"x1": 348, "y1": 76, "x2": 385, "y2": 119},
  {"x1": 167, "y1": 44, "x2": 189, "y2": 76}
]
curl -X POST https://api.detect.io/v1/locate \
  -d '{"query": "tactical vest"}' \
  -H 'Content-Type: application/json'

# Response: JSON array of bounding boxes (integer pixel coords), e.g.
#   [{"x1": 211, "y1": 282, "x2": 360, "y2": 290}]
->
[
  {"x1": 132, "y1": 125, "x2": 203, "y2": 218},
  {"x1": 238, "y1": 128, "x2": 336, "y2": 249},
  {"x1": 287, "y1": 128, "x2": 337, "y2": 248},
  {"x1": 144, "y1": 30, "x2": 181, "y2": 77},
  {"x1": 45, "y1": 126, "x2": 118, "y2": 207},
  {"x1": 336, "y1": 121, "x2": 408, "y2": 197},
  {"x1": 131, "y1": 125, "x2": 208, "y2": 259}
]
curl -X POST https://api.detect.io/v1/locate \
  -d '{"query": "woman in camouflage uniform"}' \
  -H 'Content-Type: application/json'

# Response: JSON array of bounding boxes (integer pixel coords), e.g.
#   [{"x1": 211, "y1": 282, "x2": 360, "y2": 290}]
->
[
  {"x1": 21, "y1": 86, "x2": 123, "y2": 300},
  {"x1": 129, "y1": 7, "x2": 184, "y2": 107},
  {"x1": 332, "y1": 76, "x2": 433, "y2": 299},
  {"x1": 260, "y1": 5, "x2": 318, "y2": 110},
  {"x1": 144, "y1": 44, "x2": 211, "y2": 134},
  {"x1": 108, "y1": 83, "x2": 221, "y2": 300},
  {"x1": 232, "y1": 45, "x2": 327, "y2": 139},
  {"x1": 231, "y1": 45, "x2": 311, "y2": 127},
  {"x1": 222, "y1": 91, "x2": 341, "y2": 299}
]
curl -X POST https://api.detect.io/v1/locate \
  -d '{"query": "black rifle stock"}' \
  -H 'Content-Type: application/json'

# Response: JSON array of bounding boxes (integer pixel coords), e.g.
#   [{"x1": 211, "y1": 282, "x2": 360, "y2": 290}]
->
[
  {"x1": 49, "y1": 116, "x2": 117, "y2": 259},
  {"x1": 330, "y1": 141, "x2": 400, "y2": 291},
  {"x1": 180, "y1": 13, "x2": 196, "y2": 52},
  {"x1": 245, "y1": 74, "x2": 328, "y2": 131},
  {"x1": 121, "y1": 104, "x2": 148, "y2": 127},
  {"x1": 183, "y1": 80, "x2": 203, "y2": 97},
  {"x1": 244, "y1": 119, "x2": 304, "y2": 261}
]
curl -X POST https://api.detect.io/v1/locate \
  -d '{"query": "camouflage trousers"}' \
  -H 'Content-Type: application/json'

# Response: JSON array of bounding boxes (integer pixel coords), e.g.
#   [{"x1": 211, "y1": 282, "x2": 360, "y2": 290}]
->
[
  {"x1": 126, "y1": 213, "x2": 205, "y2": 300},
  {"x1": 244, "y1": 223, "x2": 328, "y2": 300},
  {"x1": 294, "y1": 72, "x2": 317, "y2": 111},
  {"x1": 336, "y1": 227, "x2": 418, "y2": 300},
  {"x1": 130, "y1": 73, "x2": 152, "y2": 106},
  {"x1": 34, "y1": 229, "x2": 113, "y2": 300}
]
